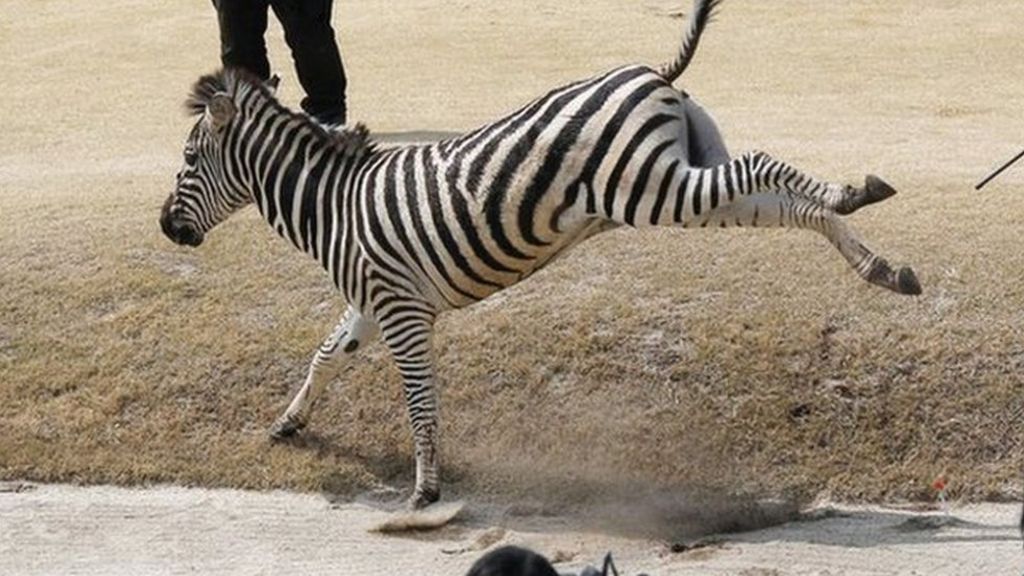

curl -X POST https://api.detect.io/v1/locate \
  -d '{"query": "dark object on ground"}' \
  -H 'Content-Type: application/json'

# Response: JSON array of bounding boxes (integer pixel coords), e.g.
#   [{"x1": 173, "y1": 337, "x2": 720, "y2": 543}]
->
[
  {"x1": 465, "y1": 546, "x2": 648, "y2": 576},
  {"x1": 465, "y1": 546, "x2": 560, "y2": 576}
]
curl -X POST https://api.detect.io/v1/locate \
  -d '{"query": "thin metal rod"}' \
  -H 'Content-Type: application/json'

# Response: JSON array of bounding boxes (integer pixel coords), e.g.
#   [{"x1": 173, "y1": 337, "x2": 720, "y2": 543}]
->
[{"x1": 976, "y1": 148, "x2": 1024, "y2": 190}]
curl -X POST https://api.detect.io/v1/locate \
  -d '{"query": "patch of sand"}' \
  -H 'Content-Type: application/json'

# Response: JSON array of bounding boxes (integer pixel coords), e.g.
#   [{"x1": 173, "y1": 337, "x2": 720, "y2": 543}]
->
[{"x1": 0, "y1": 484, "x2": 1020, "y2": 575}]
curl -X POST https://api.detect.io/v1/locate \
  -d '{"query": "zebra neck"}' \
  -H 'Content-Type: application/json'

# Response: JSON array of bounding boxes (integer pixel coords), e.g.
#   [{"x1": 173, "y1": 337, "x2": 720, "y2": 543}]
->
[{"x1": 244, "y1": 118, "x2": 355, "y2": 272}]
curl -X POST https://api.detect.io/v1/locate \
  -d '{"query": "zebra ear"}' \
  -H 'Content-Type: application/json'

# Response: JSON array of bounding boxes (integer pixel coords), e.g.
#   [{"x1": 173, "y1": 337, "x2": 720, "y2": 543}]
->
[
  {"x1": 206, "y1": 92, "x2": 236, "y2": 131},
  {"x1": 265, "y1": 75, "x2": 280, "y2": 94}
]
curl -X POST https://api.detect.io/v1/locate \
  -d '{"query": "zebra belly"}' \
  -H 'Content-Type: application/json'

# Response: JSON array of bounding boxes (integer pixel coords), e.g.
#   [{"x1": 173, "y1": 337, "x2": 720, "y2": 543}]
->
[{"x1": 417, "y1": 218, "x2": 608, "y2": 311}]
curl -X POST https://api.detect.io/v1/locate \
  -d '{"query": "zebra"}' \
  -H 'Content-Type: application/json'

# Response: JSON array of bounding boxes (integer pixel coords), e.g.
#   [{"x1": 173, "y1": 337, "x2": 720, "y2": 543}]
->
[{"x1": 159, "y1": 0, "x2": 921, "y2": 509}]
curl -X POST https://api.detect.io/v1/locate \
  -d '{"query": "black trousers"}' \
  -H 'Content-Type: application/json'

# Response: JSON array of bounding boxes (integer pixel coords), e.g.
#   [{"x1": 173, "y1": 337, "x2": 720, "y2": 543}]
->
[{"x1": 214, "y1": 0, "x2": 347, "y2": 125}]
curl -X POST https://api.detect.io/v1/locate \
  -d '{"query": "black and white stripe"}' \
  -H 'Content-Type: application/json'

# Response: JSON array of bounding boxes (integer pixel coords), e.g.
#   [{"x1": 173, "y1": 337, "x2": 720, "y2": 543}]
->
[{"x1": 160, "y1": 0, "x2": 920, "y2": 508}]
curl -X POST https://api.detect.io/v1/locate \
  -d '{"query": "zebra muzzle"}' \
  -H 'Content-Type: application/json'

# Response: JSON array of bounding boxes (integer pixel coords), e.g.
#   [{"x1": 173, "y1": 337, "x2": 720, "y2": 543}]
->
[{"x1": 160, "y1": 214, "x2": 204, "y2": 247}]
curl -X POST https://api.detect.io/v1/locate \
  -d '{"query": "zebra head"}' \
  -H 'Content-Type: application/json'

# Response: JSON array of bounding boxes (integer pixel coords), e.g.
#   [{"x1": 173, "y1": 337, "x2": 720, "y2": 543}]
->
[{"x1": 160, "y1": 70, "x2": 278, "y2": 247}]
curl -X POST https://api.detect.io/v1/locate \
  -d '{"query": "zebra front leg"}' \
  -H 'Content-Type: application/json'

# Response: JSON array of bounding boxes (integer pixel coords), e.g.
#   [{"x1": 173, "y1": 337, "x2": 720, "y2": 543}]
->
[
  {"x1": 380, "y1": 315, "x2": 442, "y2": 509},
  {"x1": 269, "y1": 306, "x2": 379, "y2": 439}
]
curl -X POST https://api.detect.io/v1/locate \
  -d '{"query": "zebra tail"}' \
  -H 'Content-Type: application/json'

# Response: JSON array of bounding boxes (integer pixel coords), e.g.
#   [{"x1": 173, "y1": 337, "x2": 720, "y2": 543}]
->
[{"x1": 658, "y1": 0, "x2": 724, "y2": 84}]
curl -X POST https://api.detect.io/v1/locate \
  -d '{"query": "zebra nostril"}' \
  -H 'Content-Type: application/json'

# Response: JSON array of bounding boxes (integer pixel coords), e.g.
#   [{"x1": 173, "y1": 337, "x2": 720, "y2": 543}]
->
[
  {"x1": 159, "y1": 215, "x2": 203, "y2": 247},
  {"x1": 173, "y1": 222, "x2": 203, "y2": 247}
]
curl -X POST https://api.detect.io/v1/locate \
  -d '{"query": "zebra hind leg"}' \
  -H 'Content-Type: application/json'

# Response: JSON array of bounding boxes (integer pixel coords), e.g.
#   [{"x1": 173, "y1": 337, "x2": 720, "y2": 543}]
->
[
  {"x1": 705, "y1": 193, "x2": 921, "y2": 295},
  {"x1": 752, "y1": 151, "x2": 920, "y2": 294},
  {"x1": 826, "y1": 208, "x2": 922, "y2": 295},
  {"x1": 269, "y1": 306, "x2": 379, "y2": 439},
  {"x1": 686, "y1": 152, "x2": 921, "y2": 295},
  {"x1": 747, "y1": 150, "x2": 900, "y2": 217},
  {"x1": 752, "y1": 153, "x2": 920, "y2": 294}
]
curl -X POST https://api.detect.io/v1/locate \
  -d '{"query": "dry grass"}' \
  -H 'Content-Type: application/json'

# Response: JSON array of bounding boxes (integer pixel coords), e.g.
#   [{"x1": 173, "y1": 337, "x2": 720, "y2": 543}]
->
[{"x1": 1, "y1": 0, "x2": 1022, "y2": 506}]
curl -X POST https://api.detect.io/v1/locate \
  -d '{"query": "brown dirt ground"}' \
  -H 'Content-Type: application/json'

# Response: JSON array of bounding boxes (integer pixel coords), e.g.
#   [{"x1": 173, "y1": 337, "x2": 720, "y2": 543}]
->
[{"x1": 1, "y1": 0, "x2": 1022, "y2": 511}]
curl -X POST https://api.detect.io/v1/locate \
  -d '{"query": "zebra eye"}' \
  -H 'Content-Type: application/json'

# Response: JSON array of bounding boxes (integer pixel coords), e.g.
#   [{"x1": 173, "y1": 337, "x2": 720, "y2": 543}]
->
[{"x1": 184, "y1": 149, "x2": 199, "y2": 165}]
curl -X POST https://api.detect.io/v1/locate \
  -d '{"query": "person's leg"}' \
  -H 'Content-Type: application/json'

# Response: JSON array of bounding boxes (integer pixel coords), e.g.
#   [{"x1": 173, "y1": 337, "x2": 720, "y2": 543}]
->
[
  {"x1": 213, "y1": 0, "x2": 272, "y2": 80},
  {"x1": 271, "y1": 0, "x2": 347, "y2": 125}
]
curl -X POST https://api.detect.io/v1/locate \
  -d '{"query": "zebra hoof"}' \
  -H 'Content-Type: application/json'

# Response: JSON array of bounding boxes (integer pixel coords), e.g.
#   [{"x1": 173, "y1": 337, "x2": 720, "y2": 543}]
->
[
  {"x1": 268, "y1": 415, "x2": 306, "y2": 440},
  {"x1": 866, "y1": 259, "x2": 921, "y2": 295},
  {"x1": 407, "y1": 488, "x2": 441, "y2": 510},
  {"x1": 896, "y1": 267, "x2": 922, "y2": 295},
  {"x1": 836, "y1": 175, "x2": 898, "y2": 215},
  {"x1": 864, "y1": 175, "x2": 898, "y2": 205}
]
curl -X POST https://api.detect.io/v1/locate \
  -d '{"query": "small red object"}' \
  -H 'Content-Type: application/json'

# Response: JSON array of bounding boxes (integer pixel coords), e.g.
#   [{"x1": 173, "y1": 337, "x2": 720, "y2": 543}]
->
[{"x1": 931, "y1": 475, "x2": 948, "y2": 492}]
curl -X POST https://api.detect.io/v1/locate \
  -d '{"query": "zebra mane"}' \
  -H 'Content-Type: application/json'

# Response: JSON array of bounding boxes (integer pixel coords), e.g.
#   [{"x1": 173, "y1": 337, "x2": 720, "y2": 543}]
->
[
  {"x1": 327, "y1": 123, "x2": 374, "y2": 158},
  {"x1": 184, "y1": 68, "x2": 376, "y2": 160},
  {"x1": 184, "y1": 69, "x2": 242, "y2": 117}
]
